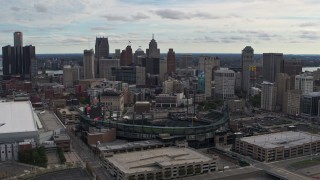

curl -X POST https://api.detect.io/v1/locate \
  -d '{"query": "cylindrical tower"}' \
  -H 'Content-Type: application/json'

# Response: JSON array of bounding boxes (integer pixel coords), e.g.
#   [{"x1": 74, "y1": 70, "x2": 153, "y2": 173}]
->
[{"x1": 14, "y1": 31, "x2": 23, "y2": 47}]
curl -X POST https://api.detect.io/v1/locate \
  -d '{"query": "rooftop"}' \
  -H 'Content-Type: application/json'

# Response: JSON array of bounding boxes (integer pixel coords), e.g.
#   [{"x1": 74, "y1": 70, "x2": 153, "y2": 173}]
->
[
  {"x1": 107, "y1": 147, "x2": 212, "y2": 174},
  {"x1": 58, "y1": 108, "x2": 79, "y2": 115},
  {"x1": 101, "y1": 89, "x2": 121, "y2": 96},
  {"x1": 107, "y1": 147, "x2": 213, "y2": 174},
  {"x1": 0, "y1": 101, "x2": 38, "y2": 134},
  {"x1": 98, "y1": 140, "x2": 163, "y2": 152},
  {"x1": 240, "y1": 131, "x2": 320, "y2": 149}
]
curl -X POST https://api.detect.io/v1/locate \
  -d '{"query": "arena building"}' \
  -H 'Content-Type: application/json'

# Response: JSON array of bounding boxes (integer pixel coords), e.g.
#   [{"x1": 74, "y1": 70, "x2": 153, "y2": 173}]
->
[
  {"x1": 0, "y1": 101, "x2": 39, "y2": 143},
  {"x1": 104, "y1": 147, "x2": 217, "y2": 180},
  {"x1": 234, "y1": 131, "x2": 320, "y2": 162}
]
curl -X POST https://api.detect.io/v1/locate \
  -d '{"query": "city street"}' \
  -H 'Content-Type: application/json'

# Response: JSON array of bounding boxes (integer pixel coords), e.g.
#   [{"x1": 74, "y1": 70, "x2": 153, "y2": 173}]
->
[{"x1": 67, "y1": 126, "x2": 114, "y2": 180}]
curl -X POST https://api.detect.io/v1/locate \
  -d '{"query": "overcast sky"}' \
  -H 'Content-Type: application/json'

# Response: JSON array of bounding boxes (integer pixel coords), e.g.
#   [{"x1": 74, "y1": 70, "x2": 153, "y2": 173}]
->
[{"x1": 0, "y1": 0, "x2": 319, "y2": 54}]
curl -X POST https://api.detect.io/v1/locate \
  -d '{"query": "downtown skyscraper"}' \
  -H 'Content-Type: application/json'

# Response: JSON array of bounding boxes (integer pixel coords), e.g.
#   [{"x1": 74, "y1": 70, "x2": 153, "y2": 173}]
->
[
  {"x1": 95, "y1": 37, "x2": 109, "y2": 77},
  {"x1": 120, "y1": 45, "x2": 133, "y2": 66},
  {"x1": 146, "y1": 35, "x2": 160, "y2": 75},
  {"x1": 2, "y1": 32, "x2": 36, "y2": 79},
  {"x1": 241, "y1": 46, "x2": 254, "y2": 93},
  {"x1": 167, "y1": 48, "x2": 176, "y2": 74},
  {"x1": 263, "y1": 53, "x2": 284, "y2": 83}
]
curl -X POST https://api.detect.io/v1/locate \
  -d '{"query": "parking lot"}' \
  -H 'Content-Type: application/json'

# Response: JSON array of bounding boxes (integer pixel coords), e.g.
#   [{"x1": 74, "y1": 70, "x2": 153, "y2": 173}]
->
[
  {"x1": 0, "y1": 162, "x2": 33, "y2": 179},
  {"x1": 34, "y1": 168, "x2": 90, "y2": 180}
]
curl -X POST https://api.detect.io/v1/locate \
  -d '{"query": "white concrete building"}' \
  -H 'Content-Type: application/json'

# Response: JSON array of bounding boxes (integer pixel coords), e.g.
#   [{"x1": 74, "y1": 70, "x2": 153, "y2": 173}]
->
[
  {"x1": 0, "y1": 101, "x2": 39, "y2": 143},
  {"x1": 235, "y1": 131, "x2": 320, "y2": 162},
  {"x1": 261, "y1": 81, "x2": 277, "y2": 111},
  {"x1": 63, "y1": 65, "x2": 80, "y2": 88},
  {"x1": 163, "y1": 79, "x2": 174, "y2": 94},
  {"x1": 283, "y1": 89, "x2": 301, "y2": 115},
  {"x1": 105, "y1": 147, "x2": 217, "y2": 180},
  {"x1": 214, "y1": 68, "x2": 235, "y2": 99},
  {"x1": 295, "y1": 73, "x2": 313, "y2": 94}
]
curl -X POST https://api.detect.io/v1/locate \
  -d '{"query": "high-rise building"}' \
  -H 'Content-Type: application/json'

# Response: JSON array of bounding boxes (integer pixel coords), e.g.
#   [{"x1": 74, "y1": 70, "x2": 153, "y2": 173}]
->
[
  {"x1": 295, "y1": 73, "x2": 314, "y2": 94},
  {"x1": 179, "y1": 54, "x2": 193, "y2": 69},
  {"x1": 199, "y1": 56, "x2": 220, "y2": 98},
  {"x1": 95, "y1": 37, "x2": 109, "y2": 59},
  {"x1": 301, "y1": 92, "x2": 320, "y2": 116},
  {"x1": 214, "y1": 68, "x2": 235, "y2": 99},
  {"x1": 134, "y1": 48, "x2": 145, "y2": 64},
  {"x1": 2, "y1": 45, "x2": 14, "y2": 75},
  {"x1": 284, "y1": 59, "x2": 302, "y2": 76},
  {"x1": 111, "y1": 66, "x2": 145, "y2": 86},
  {"x1": 275, "y1": 73, "x2": 291, "y2": 108},
  {"x1": 63, "y1": 65, "x2": 80, "y2": 88},
  {"x1": 261, "y1": 81, "x2": 277, "y2": 111},
  {"x1": 283, "y1": 90, "x2": 301, "y2": 115},
  {"x1": 120, "y1": 45, "x2": 133, "y2": 66},
  {"x1": 2, "y1": 32, "x2": 36, "y2": 79},
  {"x1": 83, "y1": 49, "x2": 95, "y2": 79},
  {"x1": 262, "y1": 53, "x2": 284, "y2": 83},
  {"x1": 23, "y1": 45, "x2": 36, "y2": 79},
  {"x1": 99, "y1": 59, "x2": 120, "y2": 80},
  {"x1": 113, "y1": 49, "x2": 121, "y2": 59},
  {"x1": 146, "y1": 36, "x2": 160, "y2": 75},
  {"x1": 159, "y1": 59, "x2": 167, "y2": 82},
  {"x1": 167, "y1": 48, "x2": 176, "y2": 74},
  {"x1": 14, "y1": 31, "x2": 23, "y2": 47},
  {"x1": 95, "y1": 37, "x2": 109, "y2": 77},
  {"x1": 284, "y1": 59, "x2": 302, "y2": 89},
  {"x1": 248, "y1": 65, "x2": 257, "y2": 90},
  {"x1": 241, "y1": 46, "x2": 254, "y2": 92}
]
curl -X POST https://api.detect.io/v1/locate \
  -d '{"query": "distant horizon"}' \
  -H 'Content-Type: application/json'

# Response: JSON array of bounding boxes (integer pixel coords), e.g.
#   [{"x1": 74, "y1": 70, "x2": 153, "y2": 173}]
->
[{"x1": 34, "y1": 52, "x2": 320, "y2": 56}]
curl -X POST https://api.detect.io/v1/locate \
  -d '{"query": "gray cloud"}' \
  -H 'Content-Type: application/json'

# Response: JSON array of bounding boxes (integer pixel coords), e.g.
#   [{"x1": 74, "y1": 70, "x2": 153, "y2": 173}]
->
[
  {"x1": 238, "y1": 30, "x2": 277, "y2": 40},
  {"x1": 10, "y1": 7, "x2": 20, "y2": 11},
  {"x1": 34, "y1": 4, "x2": 48, "y2": 13},
  {"x1": 132, "y1": 13, "x2": 149, "y2": 20},
  {"x1": 102, "y1": 13, "x2": 150, "y2": 22},
  {"x1": 299, "y1": 22, "x2": 318, "y2": 27},
  {"x1": 153, "y1": 9, "x2": 186, "y2": 19},
  {"x1": 103, "y1": 15, "x2": 130, "y2": 21},
  {"x1": 59, "y1": 37, "x2": 89, "y2": 45},
  {"x1": 299, "y1": 31, "x2": 319, "y2": 40},
  {"x1": 152, "y1": 9, "x2": 221, "y2": 20}
]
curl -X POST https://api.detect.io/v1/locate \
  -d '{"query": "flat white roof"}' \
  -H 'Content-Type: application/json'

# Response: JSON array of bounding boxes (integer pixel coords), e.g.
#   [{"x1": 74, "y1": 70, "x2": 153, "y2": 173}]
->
[
  {"x1": 107, "y1": 147, "x2": 213, "y2": 174},
  {"x1": 240, "y1": 131, "x2": 320, "y2": 149},
  {"x1": 0, "y1": 101, "x2": 37, "y2": 134}
]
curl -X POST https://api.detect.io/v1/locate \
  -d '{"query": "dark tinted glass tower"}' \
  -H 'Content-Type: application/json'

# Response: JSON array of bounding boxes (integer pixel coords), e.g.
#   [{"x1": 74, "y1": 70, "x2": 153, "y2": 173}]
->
[
  {"x1": 263, "y1": 53, "x2": 284, "y2": 83},
  {"x1": 2, "y1": 45, "x2": 14, "y2": 75},
  {"x1": 241, "y1": 46, "x2": 254, "y2": 92},
  {"x1": 146, "y1": 36, "x2": 160, "y2": 75},
  {"x1": 23, "y1": 45, "x2": 35, "y2": 78},
  {"x1": 14, "y1": 32, "x2": 23, "y2": 47},
  {"x1": 2, "y1": 32, "x2": 36, "y2": 80},
  {"x1": 95, "y1": 37, "x2": 109, "y2": 77}
]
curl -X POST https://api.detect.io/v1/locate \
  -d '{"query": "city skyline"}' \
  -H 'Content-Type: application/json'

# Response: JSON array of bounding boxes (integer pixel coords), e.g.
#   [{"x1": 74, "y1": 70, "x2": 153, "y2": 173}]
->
[{"x1": 0, "y1": 0, "x2": 319, "y2": 54}]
